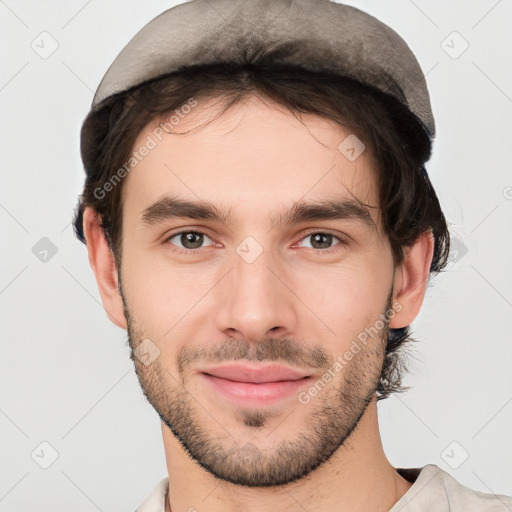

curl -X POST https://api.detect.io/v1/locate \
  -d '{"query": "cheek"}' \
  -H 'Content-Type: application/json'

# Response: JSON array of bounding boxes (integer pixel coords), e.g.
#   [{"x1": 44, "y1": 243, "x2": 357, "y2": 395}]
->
[
  {"x1": 121, "y1": 250, "x2": 204, "y2": 338},
  {"x1": 293, "y1": 259, "x2": 391, "y2": 340}
]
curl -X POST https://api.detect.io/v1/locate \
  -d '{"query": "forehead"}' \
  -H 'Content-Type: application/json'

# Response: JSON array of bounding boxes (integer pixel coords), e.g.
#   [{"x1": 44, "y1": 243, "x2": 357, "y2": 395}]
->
[{"x1": 121, "y1": 94, "x2": 381, "y2": 230}]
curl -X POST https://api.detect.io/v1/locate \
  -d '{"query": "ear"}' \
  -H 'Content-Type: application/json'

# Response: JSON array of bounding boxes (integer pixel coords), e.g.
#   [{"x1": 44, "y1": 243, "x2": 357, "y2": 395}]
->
[
  {"x1": 389, "y1": 230, "x2": 435, "y2": 329},
  {"x1": 82, "y1": 206, "x2": 127, "y2": 330}
]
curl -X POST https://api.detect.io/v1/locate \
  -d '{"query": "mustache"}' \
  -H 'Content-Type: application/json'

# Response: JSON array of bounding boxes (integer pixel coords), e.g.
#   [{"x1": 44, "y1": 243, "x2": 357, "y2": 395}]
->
[{"x1": 176, "y1": 337, "x2": 332, "y2": 375}]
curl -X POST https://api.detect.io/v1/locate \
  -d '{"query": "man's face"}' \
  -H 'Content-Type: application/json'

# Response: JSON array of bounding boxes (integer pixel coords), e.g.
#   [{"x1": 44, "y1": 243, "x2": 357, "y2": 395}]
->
[{"x1": 118, "y1": 94, "x2": 397, "y2": 486}]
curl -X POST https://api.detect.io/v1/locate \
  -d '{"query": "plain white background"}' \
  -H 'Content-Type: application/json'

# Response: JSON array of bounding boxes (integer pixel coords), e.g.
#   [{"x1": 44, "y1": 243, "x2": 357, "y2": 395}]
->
[{"x1": 1, "y1": 0, "x2": 511, "y2": 510}]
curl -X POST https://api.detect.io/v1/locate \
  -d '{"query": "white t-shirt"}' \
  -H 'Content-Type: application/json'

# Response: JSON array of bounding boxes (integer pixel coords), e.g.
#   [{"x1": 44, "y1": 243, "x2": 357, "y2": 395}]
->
[{"x1": 134, "y1": 464, "x2": 512, "y2": 511}]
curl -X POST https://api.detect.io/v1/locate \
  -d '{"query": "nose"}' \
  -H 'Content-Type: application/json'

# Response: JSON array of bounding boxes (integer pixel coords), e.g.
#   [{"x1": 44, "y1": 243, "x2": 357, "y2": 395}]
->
[{"x1": 215, "y1": 241, "x2": 299, "y2": 344}]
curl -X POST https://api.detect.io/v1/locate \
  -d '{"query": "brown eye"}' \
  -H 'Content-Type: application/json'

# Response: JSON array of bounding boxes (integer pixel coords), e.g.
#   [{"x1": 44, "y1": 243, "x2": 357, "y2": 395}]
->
[
  {"x1": 165, "y1": 230, "x2": 214, "y2": 252},
  {"x1": 298, "y1": 232, "x2": 345, "y2": 253}
]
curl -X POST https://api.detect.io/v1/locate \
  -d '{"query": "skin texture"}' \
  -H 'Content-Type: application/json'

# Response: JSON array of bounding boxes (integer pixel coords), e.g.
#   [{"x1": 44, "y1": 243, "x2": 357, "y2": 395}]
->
[{"x1": 83, "y1": 94, "x2": 434, "y2": 511}]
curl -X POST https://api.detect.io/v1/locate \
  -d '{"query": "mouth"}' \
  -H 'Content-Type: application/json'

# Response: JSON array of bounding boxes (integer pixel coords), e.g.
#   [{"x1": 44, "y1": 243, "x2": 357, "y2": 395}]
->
[{"x1": 198, "y1": 363, "x2": 313, "y2": 406}]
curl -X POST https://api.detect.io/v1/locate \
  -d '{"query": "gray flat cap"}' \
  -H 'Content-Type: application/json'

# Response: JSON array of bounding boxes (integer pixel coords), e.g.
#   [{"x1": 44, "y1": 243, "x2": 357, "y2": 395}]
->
[{"x1": 86, "y1": 0, "x2": 435, "y2": 148}]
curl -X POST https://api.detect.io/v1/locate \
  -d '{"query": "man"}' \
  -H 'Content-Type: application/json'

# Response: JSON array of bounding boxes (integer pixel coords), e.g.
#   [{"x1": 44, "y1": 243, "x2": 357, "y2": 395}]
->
[{"x1": 73, "y1": 0, "x2": 512, "y2": 510}]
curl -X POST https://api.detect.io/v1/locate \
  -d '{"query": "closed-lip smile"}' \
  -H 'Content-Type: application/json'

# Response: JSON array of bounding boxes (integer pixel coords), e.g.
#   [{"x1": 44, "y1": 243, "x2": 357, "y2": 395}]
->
[
  {"x1": 198, "y1": 363, "x2": 312, "y2": 405},
  {"x1": 200, "y1": 362, "x2": 310, "y2": 383}
]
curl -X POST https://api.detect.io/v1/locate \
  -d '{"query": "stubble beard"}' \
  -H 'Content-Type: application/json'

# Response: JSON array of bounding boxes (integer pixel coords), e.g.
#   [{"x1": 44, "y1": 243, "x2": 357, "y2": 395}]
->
[{"x1": 121, "y1": 286, "x2": 390, "y2": 488}]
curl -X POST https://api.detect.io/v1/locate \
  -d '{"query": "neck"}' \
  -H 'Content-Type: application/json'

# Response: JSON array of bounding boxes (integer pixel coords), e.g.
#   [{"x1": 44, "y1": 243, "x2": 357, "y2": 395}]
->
[{"x1": 161, "y1": 397, "x2": 412, "y2": 511}]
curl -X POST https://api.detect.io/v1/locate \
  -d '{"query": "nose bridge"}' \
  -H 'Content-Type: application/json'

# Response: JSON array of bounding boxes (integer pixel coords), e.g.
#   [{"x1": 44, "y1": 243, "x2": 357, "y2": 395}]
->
[{"x1": 215, "y1": 235, "x2": 298, "y2": 341}]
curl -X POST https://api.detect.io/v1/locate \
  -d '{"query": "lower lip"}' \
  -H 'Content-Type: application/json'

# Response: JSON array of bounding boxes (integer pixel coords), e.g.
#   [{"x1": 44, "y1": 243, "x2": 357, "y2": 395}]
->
[{"x1": 201, "y1": 373, "x2": 311, "y2": 406}]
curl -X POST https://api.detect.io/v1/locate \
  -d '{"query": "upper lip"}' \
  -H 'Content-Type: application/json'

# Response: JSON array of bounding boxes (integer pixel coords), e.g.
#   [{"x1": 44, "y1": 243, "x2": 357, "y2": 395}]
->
[{"x1": 200, "y1": 363, "x2": 310, "y2": 383}]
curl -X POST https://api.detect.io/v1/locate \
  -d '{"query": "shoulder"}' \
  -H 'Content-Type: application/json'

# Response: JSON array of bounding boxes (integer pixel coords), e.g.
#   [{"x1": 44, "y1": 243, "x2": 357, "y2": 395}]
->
[
  {"x1": 438, "y1": 466, "x2": 512, "y2": 510},
  {"x1": 134, "y1": 476, "x2": 168, "y2": 512},
  {"x1": 393, "y1": 464, "x2": 512, "y2": 511}
]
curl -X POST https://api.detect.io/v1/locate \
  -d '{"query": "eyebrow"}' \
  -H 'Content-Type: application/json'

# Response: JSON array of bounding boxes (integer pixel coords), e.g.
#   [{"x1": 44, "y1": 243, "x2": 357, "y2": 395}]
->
[{"x1": 140, "y1": 194, "x2": 377, "y2": 232}]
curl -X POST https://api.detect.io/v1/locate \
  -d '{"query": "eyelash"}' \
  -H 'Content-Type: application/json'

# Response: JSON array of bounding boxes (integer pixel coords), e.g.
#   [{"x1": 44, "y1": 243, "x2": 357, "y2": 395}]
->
[{"x1": 163, "y1": 229, "x2": 347, "y2": 255}]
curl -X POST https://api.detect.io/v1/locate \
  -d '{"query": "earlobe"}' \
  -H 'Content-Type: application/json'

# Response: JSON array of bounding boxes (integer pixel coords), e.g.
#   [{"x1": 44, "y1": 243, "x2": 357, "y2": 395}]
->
[
  {"x1": 82, "y1": 207, "x2": 127, "y2": 330},
  {"x1": 389, "y1": 230, "x2": 435, "y2": 329}
]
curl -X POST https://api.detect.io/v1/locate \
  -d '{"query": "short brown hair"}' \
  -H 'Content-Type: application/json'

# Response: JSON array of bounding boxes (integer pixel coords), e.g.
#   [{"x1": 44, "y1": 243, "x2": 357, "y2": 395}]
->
[{"x1": 73, "y1": 62, "x2": 450, "y2": 400}]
